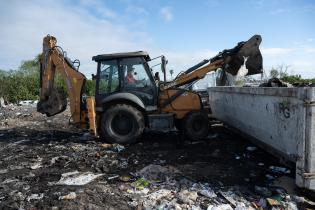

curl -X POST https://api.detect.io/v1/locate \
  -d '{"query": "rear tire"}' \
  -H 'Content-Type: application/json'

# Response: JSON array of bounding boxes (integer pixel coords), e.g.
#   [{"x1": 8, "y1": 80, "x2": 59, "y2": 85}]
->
[
  {"x1": 183, "y1": 111, "x2": 209, "y2": 140},
  {"x1": 100, "y1": 104, "x2": 144, "y2": 144}
]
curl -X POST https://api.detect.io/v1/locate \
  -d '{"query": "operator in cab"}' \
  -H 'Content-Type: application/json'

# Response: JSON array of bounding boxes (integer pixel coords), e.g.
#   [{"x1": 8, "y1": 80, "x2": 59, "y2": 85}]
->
[
  {"x1": 125, "y1": 65, "x2": 146, "y2": 86},
  {"x1": 126, "y1": 66, "x2": 136, "y2": 84}
]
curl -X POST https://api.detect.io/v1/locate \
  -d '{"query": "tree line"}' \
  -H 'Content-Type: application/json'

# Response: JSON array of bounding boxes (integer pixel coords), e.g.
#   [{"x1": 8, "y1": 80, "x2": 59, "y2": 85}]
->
[{"x1": 269, "y1": 65, "x2": 315, "y2": 84}]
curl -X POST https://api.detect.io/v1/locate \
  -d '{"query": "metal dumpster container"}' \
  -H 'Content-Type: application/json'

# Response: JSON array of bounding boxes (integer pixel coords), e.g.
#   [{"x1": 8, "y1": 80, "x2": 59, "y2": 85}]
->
[{"x1": 208, "y1": 86, "x2": 315, "y2": 191}]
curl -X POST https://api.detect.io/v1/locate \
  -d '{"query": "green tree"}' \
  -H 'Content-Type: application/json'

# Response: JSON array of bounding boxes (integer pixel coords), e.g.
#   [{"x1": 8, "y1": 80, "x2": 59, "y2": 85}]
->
[
  {"x1": 269, "y1": 64, "x2": 290, "y2": 79},
  {"x1": 85, "y1": 79, "x2": 95, "y2": 96}
]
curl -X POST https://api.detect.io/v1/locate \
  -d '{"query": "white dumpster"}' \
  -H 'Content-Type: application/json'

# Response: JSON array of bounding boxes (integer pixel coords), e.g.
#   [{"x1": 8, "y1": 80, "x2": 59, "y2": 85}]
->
[{"x1": 208, "y1": 86, "x2": 315, "y2": 191}]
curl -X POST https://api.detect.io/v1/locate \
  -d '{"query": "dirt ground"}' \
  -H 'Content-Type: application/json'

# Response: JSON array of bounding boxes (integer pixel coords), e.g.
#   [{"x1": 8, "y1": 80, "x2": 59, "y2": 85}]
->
[{"x1": 0, "y1": 103, "x2": 315, "y2": 210}]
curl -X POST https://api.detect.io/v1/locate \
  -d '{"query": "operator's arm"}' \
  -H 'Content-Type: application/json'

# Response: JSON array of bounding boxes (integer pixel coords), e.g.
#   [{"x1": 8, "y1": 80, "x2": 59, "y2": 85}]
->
[
  {"x1": 161, "y1": 34, "x2": 263, "y2": 90},
  {"x1": 38, "y1": 35, "x2": 87, "y2": 124},
  {"x1": 162, "y1": 59, "x2": 224, "y2": 90}
]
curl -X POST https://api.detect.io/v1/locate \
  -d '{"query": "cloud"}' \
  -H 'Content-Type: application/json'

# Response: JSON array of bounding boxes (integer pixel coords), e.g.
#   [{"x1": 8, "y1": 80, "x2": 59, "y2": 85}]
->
[
  {"x1": 269, "y1": 8, "x2": 290, "y2": 15},
  {"x1": 79, "y1": 0, "x2": 117, "y2": 19},
  {"x1": 126, "y1": 5, "x2": 148, "y2": 15},
  {"x1": 0, "y1": 0, "x2": 151, "y2": 76},
  {"x1": 204, "y1": 0, "x2": 219, "y2": 7},
  {"x1": 149, "y1": 49, "x2": 217, "y2": 78},
  {"x1": 0, "y1": 1, "x2": 314, "y2": 79},
  {"x1": 262, "y1": 46, "x2": 315, "y2": 78},
  {"x1": 0, "y1": 1, "x2": 216, "y2": 79},
  {"x1": 261, "y1": 47, "x2": 294, "y2": 56},
  {"x1": 160, "y1": 7, "x2": 173, "y2": 22},
  {"x1": 257, "y1": 0, "x2": 265, "y2": 6},
  {"x1": 305, "y1": 48, "x2": 315, "y2": 53}
]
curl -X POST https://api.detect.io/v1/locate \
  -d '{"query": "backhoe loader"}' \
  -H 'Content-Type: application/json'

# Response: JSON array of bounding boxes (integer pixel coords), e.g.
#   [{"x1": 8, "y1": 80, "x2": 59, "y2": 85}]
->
[{"x1": 37, "y1": 34, "x2": 262, "y2": 144}]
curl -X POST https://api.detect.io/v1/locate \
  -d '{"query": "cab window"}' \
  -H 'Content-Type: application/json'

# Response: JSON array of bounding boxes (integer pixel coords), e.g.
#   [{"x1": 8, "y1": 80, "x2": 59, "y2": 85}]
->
[
  {"x1": 99, "y1": 60, "x2": 119, "y2": 94},
  {"x1": 121, "y1": 57, "x2": 153, "y2": 88}
]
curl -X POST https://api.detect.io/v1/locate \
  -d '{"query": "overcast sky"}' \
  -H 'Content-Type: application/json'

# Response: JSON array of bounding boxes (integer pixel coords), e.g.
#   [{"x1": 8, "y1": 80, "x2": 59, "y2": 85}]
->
[{"x1": 0, "y1": 0, "x2": 314, "y2": 78}]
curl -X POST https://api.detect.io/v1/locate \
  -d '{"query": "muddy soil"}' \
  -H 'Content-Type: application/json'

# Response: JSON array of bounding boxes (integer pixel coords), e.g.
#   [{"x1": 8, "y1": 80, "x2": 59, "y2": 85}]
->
[{"x1": 0, "y1": 104, "x2": 314, "y2": 210}]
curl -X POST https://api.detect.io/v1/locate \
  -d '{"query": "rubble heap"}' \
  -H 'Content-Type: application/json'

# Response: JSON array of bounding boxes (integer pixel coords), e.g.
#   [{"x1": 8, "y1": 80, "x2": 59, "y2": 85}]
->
[{"x1": 0, "y1": 102, "x2": 314, "y2": 209}]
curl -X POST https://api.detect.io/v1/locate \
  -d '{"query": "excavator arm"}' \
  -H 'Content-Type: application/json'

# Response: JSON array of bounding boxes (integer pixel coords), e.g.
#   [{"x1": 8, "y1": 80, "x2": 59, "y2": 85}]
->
[
  {"x1": 162, "y1": 34, "x2": 263, "y2": 90},
  {"x1": 37, "y1": 35, "x2": 87, "y2": 125}
]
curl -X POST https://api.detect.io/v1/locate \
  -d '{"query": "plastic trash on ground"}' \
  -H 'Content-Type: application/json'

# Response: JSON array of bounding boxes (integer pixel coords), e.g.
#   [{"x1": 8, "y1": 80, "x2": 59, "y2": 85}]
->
[{"x1": 54, "y1": 171, "x2": 103, "y2": 185}]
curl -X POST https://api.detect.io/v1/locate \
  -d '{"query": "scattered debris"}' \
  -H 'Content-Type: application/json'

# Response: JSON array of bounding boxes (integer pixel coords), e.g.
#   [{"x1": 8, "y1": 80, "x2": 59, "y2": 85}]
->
[
  {"x1": 0, "y1": 102, "x2": 313, "y2": 209},
  {"x1": 133, "y1": 177, "x2": 150, "y2": 190},
  {"x1": 107, "y1": 175, "x2": 119, "y2": 180},
  {"x1": 207, "y1": 204, "x2": 233, "y2": 210},
  {"x1": 30, "y1": 162, "x2": 42, "y2": 170},
  {"x1": 59, "y1": 192, "x2": 77, "y2": 200},
  {"x1": 142, "y1": 189, "x2": 173, "y2": 208},
  {"x1": 272, "y1": 176, "x2": 295, "y2": 194},
  {"x1": 269, "y1": 166, "x2": 291, "y2": 174},
  {"x1": 137, "y1": 164, "x2": 180, "y2": 182},
  {"x1": 0, "y1": 169, "x2": 8, "y2": 174},
  {"x1": 26, "y1": 193, "x2": 44, "y2": 202},
  {"x1": 192, "y1": 183, "x2": 217, "y2": 198},
  {"x1": 18, "y1": 100, "x2": 38, "y2": 107},
  {"x1": 100, "y1": 143, "x2": 112, "y2": 149},
  {"x1": 259, "y1": 78, "x2": 293, "y2": 87},
  {"x1": 112, "y1": 144, "x2": 125, "y2": 152},
  {"x1": 266, "y1": 197, "x2": 281, "y2": 206},
  {"x1": 0, "y1": 97, "x2": 6, "y2": 108},
  {"x1": 119, "y1": 175, "x2": 132, "y2": 182},
  {"x1": 246, "y1": 146, "x2": 257, "y2": 151},
  {"x1": 178, "y1": 189, "x2": 198, "y2": 204},
  {"x1": 54, "y1": 171, "x2": 103, "y2": 185},
  {"x1": 80, "y1": 132, "x2": 93, "y2": 140},
  {"x1": 254, "y1": 186, "x2": 272, "y2": 197}
]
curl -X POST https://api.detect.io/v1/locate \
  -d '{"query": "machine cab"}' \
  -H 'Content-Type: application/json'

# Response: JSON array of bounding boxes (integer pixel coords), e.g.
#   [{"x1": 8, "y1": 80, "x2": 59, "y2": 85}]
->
[{"x1": 92, "y1": 51, "x2": 158, "y2": 111}]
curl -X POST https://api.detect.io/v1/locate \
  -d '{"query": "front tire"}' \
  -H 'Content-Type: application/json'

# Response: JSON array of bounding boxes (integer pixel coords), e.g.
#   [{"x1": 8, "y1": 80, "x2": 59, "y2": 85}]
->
[{"x1": 100, "y1": 104, "x2": 144, "y2": 144}]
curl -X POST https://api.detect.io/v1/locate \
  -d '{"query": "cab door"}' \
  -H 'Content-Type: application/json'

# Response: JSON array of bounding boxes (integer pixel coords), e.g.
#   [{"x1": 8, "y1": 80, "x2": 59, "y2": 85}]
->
[{"x1": 95, "y1": 59, "x2": 120, "y2": 106}]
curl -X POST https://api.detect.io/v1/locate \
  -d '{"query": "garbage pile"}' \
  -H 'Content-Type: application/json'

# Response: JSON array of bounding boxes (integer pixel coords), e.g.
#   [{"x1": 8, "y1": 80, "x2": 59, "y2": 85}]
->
[
  {"x1": 0, "y1": 99, "x2": 69, "y2": 130},
  {"x1": 109, "y1": 164, "x2": 304, "y2": 210},
  {"x1": 0, "y1": 102, "x2": 314, "y2": 209}
]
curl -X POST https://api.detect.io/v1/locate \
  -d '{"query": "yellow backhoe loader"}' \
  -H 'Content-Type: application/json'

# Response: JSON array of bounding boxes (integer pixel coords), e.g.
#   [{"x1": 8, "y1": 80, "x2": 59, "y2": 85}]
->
[{"x1": 37, "y1": 35, "x2": 263, "y2": 144}]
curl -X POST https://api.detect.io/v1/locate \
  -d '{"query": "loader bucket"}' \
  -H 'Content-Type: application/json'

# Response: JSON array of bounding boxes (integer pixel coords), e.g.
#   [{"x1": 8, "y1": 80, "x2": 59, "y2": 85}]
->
[
  {"x1": 211, "y1": 35, "x2": 263, "y2": 76},
  {"x1": 37, "y1": 87, "x2": 67, "y2": 117}
]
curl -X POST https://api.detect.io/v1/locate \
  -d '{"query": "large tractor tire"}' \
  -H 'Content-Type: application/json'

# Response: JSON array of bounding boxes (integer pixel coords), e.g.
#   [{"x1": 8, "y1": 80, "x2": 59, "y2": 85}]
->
[
  {"x1": 182, "y1": 111, "x2": 209, "y2": 140},
  {"x1": 100, "y1": 104, "x2": 144, "y2": 144}
]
